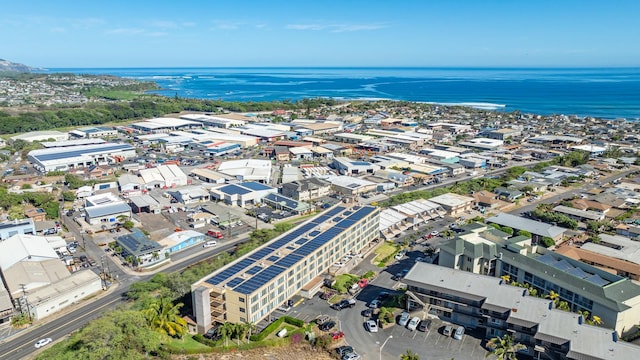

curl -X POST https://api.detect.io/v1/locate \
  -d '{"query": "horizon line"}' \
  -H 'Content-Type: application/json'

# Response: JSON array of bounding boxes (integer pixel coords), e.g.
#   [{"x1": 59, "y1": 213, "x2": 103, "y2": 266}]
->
[{"x1": 42, "y1": 66, "x2": 640, "y2": 70}]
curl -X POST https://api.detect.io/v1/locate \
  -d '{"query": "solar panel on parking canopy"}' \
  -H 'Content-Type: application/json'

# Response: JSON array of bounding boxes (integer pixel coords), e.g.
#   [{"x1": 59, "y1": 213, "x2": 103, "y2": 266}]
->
[
  {"x1": 205, "y1": 258, "x2": 255, "y2": 286},
  {"x1": 234, "y1": 265, "x2": 287, "y2": 294}
]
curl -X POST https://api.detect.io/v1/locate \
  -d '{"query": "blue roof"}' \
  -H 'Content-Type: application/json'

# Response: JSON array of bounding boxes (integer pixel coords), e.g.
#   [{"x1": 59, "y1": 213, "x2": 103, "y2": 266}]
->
[
  {"x1": 116, "y1": 228, "x2": 163, "y2": 256},
  {"x1": 264, "y1": 193, "x2": 300, "y2": 210},
  {"x1": 219, "y1": 184, "x2": 251, "y2": 196},
  {"x1": 242, "y1": 182, "x2": 273, "y2": 191},
  {"x1": 234, "y1": 265, "x2": 287, "y2": 294},
  {"x1": 351, "y1": 161, "x2": 372, "y2": 166}
]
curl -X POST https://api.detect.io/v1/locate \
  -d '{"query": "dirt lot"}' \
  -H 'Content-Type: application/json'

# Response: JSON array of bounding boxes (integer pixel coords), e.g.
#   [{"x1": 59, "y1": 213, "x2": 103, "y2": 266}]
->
[{"x1": 172, "y1": 344, "x2": 336, "y2": 360}]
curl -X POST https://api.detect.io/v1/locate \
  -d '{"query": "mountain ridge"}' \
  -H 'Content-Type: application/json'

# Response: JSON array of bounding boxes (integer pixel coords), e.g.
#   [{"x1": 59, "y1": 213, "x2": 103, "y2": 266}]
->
[{"x1": 0, "y1": 59, "x2": 36, "y2": 73}]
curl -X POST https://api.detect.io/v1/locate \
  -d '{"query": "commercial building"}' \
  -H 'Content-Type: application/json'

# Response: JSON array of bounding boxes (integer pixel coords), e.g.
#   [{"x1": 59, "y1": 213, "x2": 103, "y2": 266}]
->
[
  {"x1": 191, "y1": 205, "x2": 379, "y2": 332},
  {"x1": 69, "y1": 126, "x2": 118, "y2": 139},
  {"x1": 0, "y1": 234, "x2": 102, "y2": 321},
  {"x1": 83, "y1": 193, "x2": 131, "y2": 226},
  {"x1": 0, "y1": 218, "x2": 36, "y2": 240},
  {"x1": 139, "y1": 165, "x2": 188, "y2": 189},
  {"x1": 459, "y1": 138, "x2": 504, "y2": 151},
  {"x1": 403, "y1": 263, "x2": 640, "y2": 360},
  {"x1": 28, "y1": 142, "x2": 136, "y2": 173},
  {"x1": 10, "y1": 130, "x2": 69, "y2": 143},
  {"x1": 428, "y1": 193, "x2": 475, "y2": 216},
  {"x1": 217, "y1": 159, "x2": 272, "y2": 183},
  {"x1": 209, "y1": 182, "x2": 277, "y2": 207},
  {"x1": 331, "y1": 157, "x2": 380, "y2": 176},
  {"x1": 280, "y1": 178, "x2": 332, "y2": 201},
  {"x1": 262, "y1": 193, "x2": 312, "y2": 215},
  {"x1": 115, "y1": 229, "x2": 165, "y2": 268},
  {"x1": 131, "y1": 117, "x2": 201, "y2": 133},
  {"x1": 324, "y1": 175, "x2": 378, "y2": 196},
  {"x1": 158, "y1": 230, "x2": 205, "y2": 254},
  {"x1": 180, "y1": 114, "x2": 246, "y2": 129},
  {"x1": 129, "y1": 195, "x2": 162, "y2": 214}
]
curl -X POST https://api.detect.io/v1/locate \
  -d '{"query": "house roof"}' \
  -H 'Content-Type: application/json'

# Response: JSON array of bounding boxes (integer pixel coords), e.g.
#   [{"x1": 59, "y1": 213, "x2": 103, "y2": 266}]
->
[{"x1": 486, "y1": 213, "x2": 567, "y2": 239}]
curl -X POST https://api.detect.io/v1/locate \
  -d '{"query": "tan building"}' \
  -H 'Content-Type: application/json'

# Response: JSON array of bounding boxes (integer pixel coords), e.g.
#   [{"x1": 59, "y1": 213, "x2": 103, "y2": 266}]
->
[
  {"x1": 428, "y1": 193, "x2": 475, "y2": 216},
  {"x1": 191, "y1": 205, "x2": 379, "y2": 332}
]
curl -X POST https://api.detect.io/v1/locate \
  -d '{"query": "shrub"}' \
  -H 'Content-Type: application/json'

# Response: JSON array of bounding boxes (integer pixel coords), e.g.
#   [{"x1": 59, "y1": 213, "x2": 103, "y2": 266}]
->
[
  {"x1": 540, "y1": 237, "x2": 556, "y2": 248},
  {"x1": 363, "y1": 271, "x2": 376, "y2": 280}
]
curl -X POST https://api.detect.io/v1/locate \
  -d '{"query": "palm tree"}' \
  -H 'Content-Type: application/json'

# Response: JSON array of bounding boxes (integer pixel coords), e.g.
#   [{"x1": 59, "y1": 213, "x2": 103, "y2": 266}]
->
[
  {"x1": 218, "y1": 322, "x2": 235, "y2": 347},
  {"x1": 245, "y1": 322, "x2": 257, "y2": 341},
  {"x1": 588, "y1": 315, "x2": 603, "y2": 326},
  {"x1": 143, "y1": 297, "x2": 188, "y2": 338},
  {"x1": 545, "y1": 290, "x2": 559, "y2": 303},
  {"x1": 400, "y1": 349, "x2": 420, "y2": 360},
  {"x1": 485, "y1": 334, "x2": 526, "y2": 360},
  {"x1": 500, "y1": 275, "x2": 511, "y2": 284},
  {"x1": 557, "y1": 301, "x2": 570, "y2": 312}
]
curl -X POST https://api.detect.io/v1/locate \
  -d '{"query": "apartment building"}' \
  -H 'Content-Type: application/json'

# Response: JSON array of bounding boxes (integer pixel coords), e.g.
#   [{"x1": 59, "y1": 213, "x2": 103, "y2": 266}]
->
[
  {"x1": 403, "y1": 263, "x2": 640, "y2": 360},
  {"x1": 191, "y1": 205, "x2": 379, "y2": 333}
]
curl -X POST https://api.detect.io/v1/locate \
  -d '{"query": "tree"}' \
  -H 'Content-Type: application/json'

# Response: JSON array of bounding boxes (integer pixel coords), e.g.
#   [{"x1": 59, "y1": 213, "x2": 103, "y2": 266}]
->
[
  {"x1": 401, "y1": 349, "x2": 421, "y2": 360},
  {"x1": 540, "y1": 237, "x2": 555, "y2": 248},
  {"x1": 516, "y1": 230, "x2": 531, "y2": 238},
  {"x1": 61, "y1": 190, "x2": 76, "y2": 201},
  {"x1": 485, "y1": 334, "x2": 526, "y2": 360},
  {"x1": 218, "y1": 322, "x2": 236, "y2": 347},
  {"x1": 123, "y1": 220, "x2": 135, "y2": 229},
  {"x1": 143, "y1": 297, "x2": 188, "y2": 338},
  {"x1": 545, "y1": 290, "x2": 560, "y2": 303}
]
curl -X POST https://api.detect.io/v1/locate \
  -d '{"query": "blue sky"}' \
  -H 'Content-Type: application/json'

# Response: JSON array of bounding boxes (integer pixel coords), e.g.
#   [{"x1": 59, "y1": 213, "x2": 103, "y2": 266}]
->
[{"x1": 1, "y1": 0, "x2": 639, "y2": 68}]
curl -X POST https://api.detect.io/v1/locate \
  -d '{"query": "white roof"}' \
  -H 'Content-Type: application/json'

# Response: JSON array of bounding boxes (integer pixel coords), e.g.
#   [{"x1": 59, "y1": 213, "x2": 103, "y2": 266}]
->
[
  {"x1": 429, "y1": 193, "x2": 475, "y2": 207},
  {"x1": 324, "y1": 175, "x2": 376, "y2": 189},
  {"x1": 582, "y1": 234, "x2": 640, "y2": 265},
  {"x1": 148, "y1": 117, "x2": 200, "y2": 127},
  {"x1": 139, "y1": 167, "x2": 166, "y2": 184},
  {"x1": 158, "y1": 230, "x2": 203, "y2": 248},
  {"x1": 0, "y1": 234, "x2": 59, "y2": 270},
  {"x1": 379, "y1": 209, "x2": 407, "y2": 230},
  {"x1": 289, "y1": 147, "x2": 313, "y2": 155}
]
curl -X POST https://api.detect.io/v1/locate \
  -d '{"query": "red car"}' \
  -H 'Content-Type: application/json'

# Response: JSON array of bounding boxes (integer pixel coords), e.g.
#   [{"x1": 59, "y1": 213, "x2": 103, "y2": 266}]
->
[
  {"x1": 357, "y1": 278, "x2": 368, "y2": 288},
  {"x1": 330, "y1": 331, "x2": 345, "y2": 340}
]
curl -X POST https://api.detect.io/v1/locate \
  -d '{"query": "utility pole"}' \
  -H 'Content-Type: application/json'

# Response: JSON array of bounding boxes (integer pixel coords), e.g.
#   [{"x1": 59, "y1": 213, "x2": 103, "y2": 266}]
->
[
  {"x1": 227, "y1": 212, "x2": 232, "y2": 238},
  {"x1": 99, "y1": 256, "x2": 106, "y2": 290},
  {"x1": 19, "y1": 284, "x2": 32, "y2": 322}
]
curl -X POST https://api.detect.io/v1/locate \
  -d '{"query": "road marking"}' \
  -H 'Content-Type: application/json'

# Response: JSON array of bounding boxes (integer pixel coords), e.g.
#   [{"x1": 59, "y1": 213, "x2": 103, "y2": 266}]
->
[{"x1": 458, "y1": 335, "x2": 467, "y2": 352}]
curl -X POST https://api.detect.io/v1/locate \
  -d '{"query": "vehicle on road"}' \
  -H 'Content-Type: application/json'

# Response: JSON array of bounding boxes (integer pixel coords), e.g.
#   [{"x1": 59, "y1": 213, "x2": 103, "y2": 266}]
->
[
  {"x1": 430, "y1": 230, "x2": 439, "y2": 237},
  {"x1": 453, "y1": 325, "x2": 465, "y2": 340},
  {"x1": 332, "y1": 298, "x2": 356, "y2": 310},
  {"x1": 398, "y1": 311, "x2": 410, "y2": 326},
  {"x1": 407, "y1": 316, "x2": 420, "y2": 331},
  {"x1": 418, "y1": 319, "x2": 432, "y2": 332},
  {"x1": 203, "y1": 240, "x2": 217, "y2": 247},
  {"x1": 319, "y1": 320, "x2": 336, "y2": 331},
  {"x1": 207, "y1": 230, "x2": 224, "y2": 239},
  {"x1": 315, "y1": 315, "x2": 330, "y2": 324},
  {"x1": 336, "y1": 345, "x2": 354, "y2": 357},
  {"x1": 365, "y1": 319, "x2": 378, "y2": 333},
  {"x1": 34, "y1": 338, "x2": 52, "y2": 348},
  {"x1": 394, "y1": 252, "x2": 404, "y2": 260},
  {"x1": 361, "y1": 308, "x2": 373, "y2": 317}
]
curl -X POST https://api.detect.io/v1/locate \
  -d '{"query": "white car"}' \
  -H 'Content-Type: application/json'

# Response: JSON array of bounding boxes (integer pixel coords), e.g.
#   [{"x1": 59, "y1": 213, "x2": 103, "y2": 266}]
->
[
  {"x1": 394, "y1": 252, "x2": 404, "y2": 260},
  {"x1": 430, "y1": 231, "x2": 439, "y2": 237},
  {"x1": 368, "y1": 299, "x2": 382, "y2": 308},
  {"x1": 365, "y1": 320, "x2": 378, "y2": 333},
  {"x1": 407, "y1": 316, "x2": 420, "y2": 331},
  {"x1": 398, "y1": 311, "x2": 410, "y2": 326},
  {"x1": 34, "y1": 338, "x2": 52, "y2": 348}
]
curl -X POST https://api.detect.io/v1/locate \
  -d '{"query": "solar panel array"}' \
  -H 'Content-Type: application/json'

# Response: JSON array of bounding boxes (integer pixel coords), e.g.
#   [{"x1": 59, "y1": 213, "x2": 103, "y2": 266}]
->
[
  {"x1": 535, "y1": 253, "x2": 611, "y2": 286},
  {"x1": 234, "y1": 265, "x2": 287, "y2": 294},
  {"x1": 205, "y1": 258, "x2": 255, "y2": 286},
  {"x1": 203, "y1": 205, "x2": 374, "y2": 294},
  {"x1": 242, "y1": 182, "x2": 273, "y2": 191},
  {"x1": 220, "y1": 184, "x2": 251, "y2": 195}
]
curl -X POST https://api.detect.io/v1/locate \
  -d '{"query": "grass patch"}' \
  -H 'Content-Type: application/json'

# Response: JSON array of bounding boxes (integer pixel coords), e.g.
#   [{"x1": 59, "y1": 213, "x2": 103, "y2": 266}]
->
[
  {"x1": 333, "y1": 274, "x2": 359, "y2": 293},
  {"x1": 167, "y1": 336, "x2": 212, "y2": 352},
  {"x1": 373, "y1": 242, "x2": 399, "y2": 267},
  {"x1": 328, "y1": 294, "x2": 342, "y2": 305},
  {"x1": 82, "y1": 88, "x2": 146, "y2": 100}
]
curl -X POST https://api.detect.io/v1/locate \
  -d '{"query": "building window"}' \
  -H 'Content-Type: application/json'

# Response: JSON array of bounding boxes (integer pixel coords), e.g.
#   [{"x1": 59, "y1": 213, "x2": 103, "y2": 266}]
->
[
  {"x1": 239, "y1": 307, "x2": 245, "y2": 313},
  {"x1": 239, "y1": 297, "x2": 245, "y2": 303}
]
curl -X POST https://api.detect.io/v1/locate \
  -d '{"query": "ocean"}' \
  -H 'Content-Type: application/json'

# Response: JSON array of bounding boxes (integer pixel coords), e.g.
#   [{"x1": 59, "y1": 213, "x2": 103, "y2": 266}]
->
[{"x1": 47, "y1": 67, "x2": 640, "y2": 120}]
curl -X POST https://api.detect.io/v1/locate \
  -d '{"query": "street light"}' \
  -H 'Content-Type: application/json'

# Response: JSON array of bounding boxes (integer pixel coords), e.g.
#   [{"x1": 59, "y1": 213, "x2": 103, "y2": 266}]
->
[{"x1": 379, "y1": 335, "x2": 393, "y2": 360}]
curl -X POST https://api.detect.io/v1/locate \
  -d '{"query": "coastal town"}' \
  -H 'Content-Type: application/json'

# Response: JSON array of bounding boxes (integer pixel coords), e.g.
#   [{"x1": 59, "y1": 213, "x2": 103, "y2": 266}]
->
[{"x1": 1, "y1": 74, "x2": 640, "y2": 360}]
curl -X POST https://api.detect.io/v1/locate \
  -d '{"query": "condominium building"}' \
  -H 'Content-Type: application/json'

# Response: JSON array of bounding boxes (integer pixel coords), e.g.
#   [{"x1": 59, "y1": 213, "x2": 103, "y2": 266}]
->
[
  {"x1": 437, "y1": 223, "x2": 640, "y2": 335},
  {"x1": 191, "y1": 205, "x2": 379, "y2": 333},
  {"x1": 403, "y1": 263, "x2": 640, "y2": 360}
]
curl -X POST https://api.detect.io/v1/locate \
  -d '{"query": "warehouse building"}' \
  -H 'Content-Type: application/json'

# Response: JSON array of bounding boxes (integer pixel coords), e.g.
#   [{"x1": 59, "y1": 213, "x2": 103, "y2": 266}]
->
[
  {"x1": 27, "y1": 142, "x2": 136, "y2": 173},
  {"x1": 10, "y1": 130, "x2": 69, "y2": 143},
  {"x1": 209, "y1": 182, "x2": 277, "y2": 207},
  {"x1": 191, "y1": 205, "x2": 379, "y2": 332}
]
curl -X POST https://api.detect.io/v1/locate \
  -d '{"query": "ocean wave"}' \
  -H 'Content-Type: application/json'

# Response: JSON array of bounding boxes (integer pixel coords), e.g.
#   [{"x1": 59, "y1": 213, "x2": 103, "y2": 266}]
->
[{"x1": 422, "y1": 101, "x2": 506, "y2": 110}]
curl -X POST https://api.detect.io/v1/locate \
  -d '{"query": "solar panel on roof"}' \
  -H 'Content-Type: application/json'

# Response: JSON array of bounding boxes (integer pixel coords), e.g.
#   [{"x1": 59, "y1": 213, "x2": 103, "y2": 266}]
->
[
  {"x1": 537, "y1": 253, "x2": 557, "y2": 266},
  {"x1": 275, "y1": 253, "x2": 303, "y2": 268},
  {"x1": 246, "y1": 266, "x2": 262, "y2": 275},
  {"x1": 333, "y1": 217, "x2": 343, "y2": 222},
  {"x1": 567, "y1": 267, "x2": 590, "y2": 279},
  {"x1": 227, "y1": 277, "x2": 245, "y2": 288},
  {"x1": 343, "y1": 211, "x2": 352, "y2": 216},
  {"x1": 335, "y1": 219, "x2": 357, "y2": 228},
  {"x1": 551, "y1": 260, "x2": 574, "y2": 272},
  {"x1": 242, "y1": 182, "x2": 272, "y2": 191},
  {"x1": 220, "y1": 184, "x2": 251, "y2": 195},
  {"x1": 295, "y1": 237, "x2": 309, "y2": 245},
  {"x1": 234, "y1": 265, "x2": 287, "y2": 294},
  {"x1": 34, "y1": 144, "x2": 133, "y2": 161},
  {"x1": 248, "y1": 248, "x2": 273, "y2": 261},
  {"x1": 205, "y1": 258, "x2": 255, "y2": 286},
  {"x1": 585, "y1": 274, "x2": 610, "y2": 286},
  {"x1": 267, "y1": 255, "x2": 280, "y2": 262},
  {"x1": 309, "y1": 231, "x2": 320, "y2": 237}
]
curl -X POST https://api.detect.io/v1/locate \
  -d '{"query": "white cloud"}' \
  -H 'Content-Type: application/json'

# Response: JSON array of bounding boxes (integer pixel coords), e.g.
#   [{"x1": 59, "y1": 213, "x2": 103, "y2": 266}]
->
[
  {"x1": 106, "y1": 28, "x2": 146, "y2": 35},
  {"x1": 286, "y1": 23, "x2": 388, "y2": 32},
  {"x1": 212, "y1": 20, "x2": 244, "y2": 30}
]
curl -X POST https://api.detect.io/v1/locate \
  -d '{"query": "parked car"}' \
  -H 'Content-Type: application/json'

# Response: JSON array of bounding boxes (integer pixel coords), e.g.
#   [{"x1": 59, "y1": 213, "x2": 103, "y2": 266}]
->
[
  {"x1": 407, "y1": 316, "x2": 420, "y2": 331},
  {"x1": 398, "y1": 312, "x2": 410, "y2": 326},
  {"x1": 332, "y1": 298, "x2": 356, "y2": 310},
  {"x1": 319, "y1": 320, "x2": 336, "y2": 331},
  {"x1": 430, "y1": 230, "x2": 439, "y2": 237},
  {"x1": 394, "y1": 252, "x2": 404, "y2": 260},
  {"x1": 453, "y1": 325, "x2": 465, "y2": 340},
  {"x1": 377, "y1": 291, "x2": 390, "y2": 300},
  {"x1": 336, "y1": 345, "x2": 354, "y2": 357},
  {"x1": 315, "y1": 315, "x2": 330, "y2": 325},
  {"x1": 34, "y1": 338, "x2": 52, "y2": 348},
  {"x1": 443, "y1": 325, "x2": 453, "y2": 336},
  {"x1": 343, "y1": 353, "x2": 361, "y2": 360},
  {"x1": 368, "y1": 299, "x2": 381, "y2": 309},
  {"x1": 418, "y1": 319, "x2": 432, "y2": 332},
  {"x1": 361, "y1": 308, "x2": 373, "y2": 317},
  {"x1": 365, "y1": 320, "x2": 378, "y2": 333}
]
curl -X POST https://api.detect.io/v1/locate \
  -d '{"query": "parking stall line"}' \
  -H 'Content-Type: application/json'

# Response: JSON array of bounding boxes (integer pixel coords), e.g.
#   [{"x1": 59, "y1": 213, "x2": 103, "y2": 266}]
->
[{"x1": 458, "y1": 335, "x2": 467, "y2": 352}]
